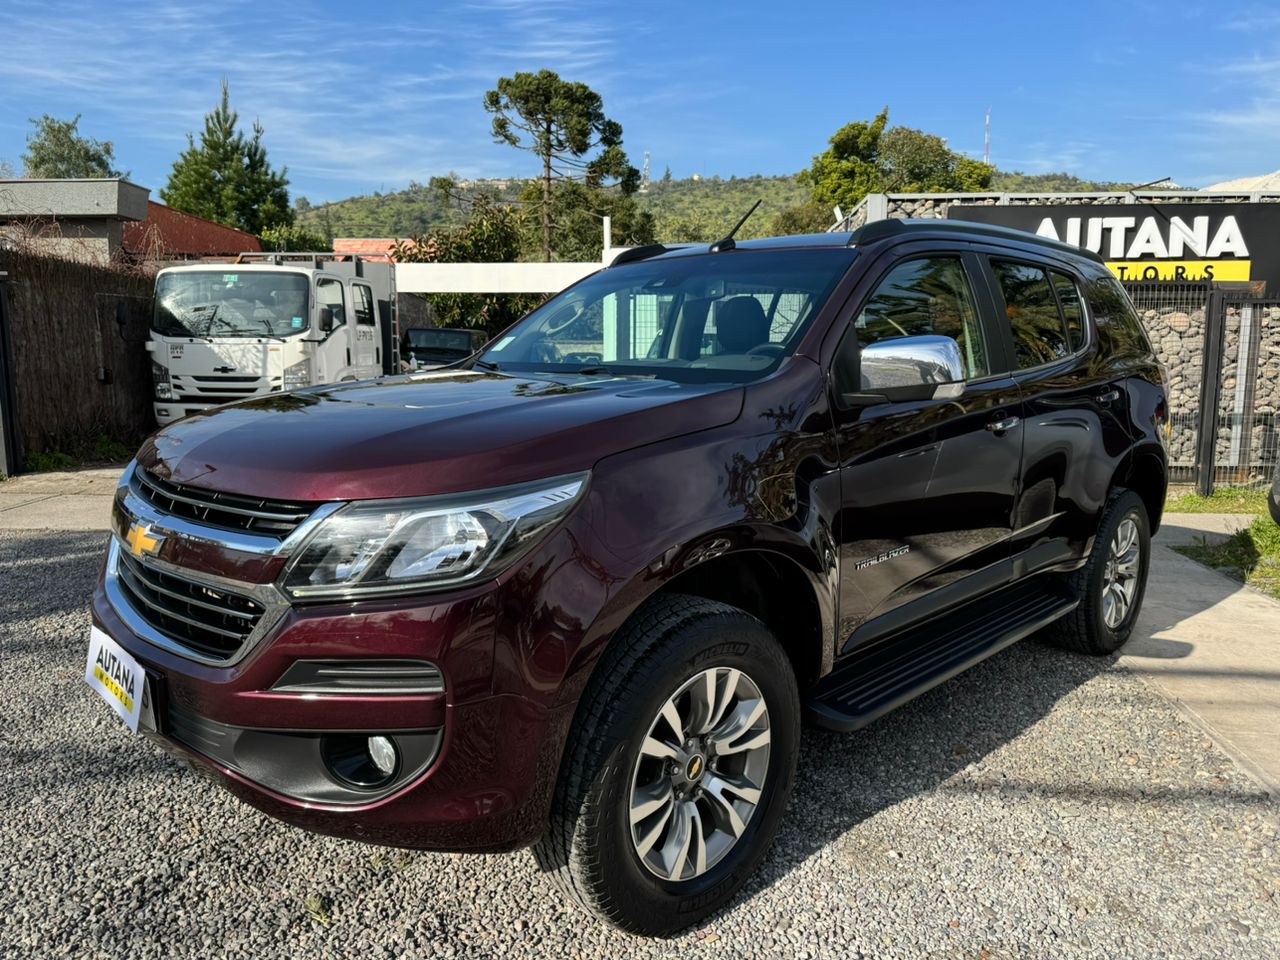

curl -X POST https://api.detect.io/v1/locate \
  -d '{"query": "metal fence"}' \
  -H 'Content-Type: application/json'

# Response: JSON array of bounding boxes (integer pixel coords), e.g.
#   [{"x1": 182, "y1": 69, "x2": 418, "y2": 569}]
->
[{"x1": 1124, "y1": 280, "x2": 1280, "y2": 493}]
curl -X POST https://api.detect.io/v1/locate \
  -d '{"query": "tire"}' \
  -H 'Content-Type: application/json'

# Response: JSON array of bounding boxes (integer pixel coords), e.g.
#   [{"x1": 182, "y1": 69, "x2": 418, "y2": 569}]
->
[
  {"x1": 1047, "y1": 489, "x2": 1151, "y2": 655},
  {"x1": 533, "y1": 594, "x2": 800, "y2": 935}
]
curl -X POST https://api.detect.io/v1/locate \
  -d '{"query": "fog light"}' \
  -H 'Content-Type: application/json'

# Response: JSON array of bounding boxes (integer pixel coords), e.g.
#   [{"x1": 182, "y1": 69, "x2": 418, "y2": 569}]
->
[
  {"x1": 368, "y1": 736, "x2": 396, "y2": 777},
  {"x1": 321, "y1": 734, "x2": 401, "y2": 789}
]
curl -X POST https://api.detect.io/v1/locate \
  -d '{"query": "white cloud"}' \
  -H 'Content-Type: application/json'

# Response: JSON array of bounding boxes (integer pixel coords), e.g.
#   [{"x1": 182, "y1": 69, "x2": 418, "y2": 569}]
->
[{"x1": 0, "y1": 0, "x2": 653, "y2": 200}]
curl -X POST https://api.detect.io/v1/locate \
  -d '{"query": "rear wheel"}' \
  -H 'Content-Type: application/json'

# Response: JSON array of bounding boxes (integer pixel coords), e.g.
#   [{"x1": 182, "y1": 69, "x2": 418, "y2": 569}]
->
[
  {"x1": 1048, "y1": 489, "x2": 1151, "y2": 654},
  {"x1": 534, "y1": 594, "x2": 800, "y2": 935}
]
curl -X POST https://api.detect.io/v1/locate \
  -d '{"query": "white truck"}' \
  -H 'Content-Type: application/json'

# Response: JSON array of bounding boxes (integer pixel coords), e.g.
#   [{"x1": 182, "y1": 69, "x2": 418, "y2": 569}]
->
[{"x1": 147, "y1": 253, "x2": 398, "y2": 425}]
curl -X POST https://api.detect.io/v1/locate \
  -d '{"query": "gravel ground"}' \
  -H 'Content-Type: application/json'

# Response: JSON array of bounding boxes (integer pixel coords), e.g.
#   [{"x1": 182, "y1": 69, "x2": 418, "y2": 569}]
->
[{"x1": 2, "y1": 528, "x2": 1278, "y2": 959}]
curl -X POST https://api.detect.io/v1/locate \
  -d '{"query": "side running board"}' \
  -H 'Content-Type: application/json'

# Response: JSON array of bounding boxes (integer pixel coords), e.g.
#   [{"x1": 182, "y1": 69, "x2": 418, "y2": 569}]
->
[{"x1": 806, "y1": 578, "x2": 1078, "y2": 732}]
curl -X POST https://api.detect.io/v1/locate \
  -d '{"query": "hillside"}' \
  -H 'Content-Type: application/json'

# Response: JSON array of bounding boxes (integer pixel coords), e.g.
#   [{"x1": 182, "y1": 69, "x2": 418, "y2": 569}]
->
[
  {"x1": 299, "y1": 174, "x2": 810, "y2": 242},
  {"x1": 298, "y1": 168, "x2": 1164, "y2": 243}
]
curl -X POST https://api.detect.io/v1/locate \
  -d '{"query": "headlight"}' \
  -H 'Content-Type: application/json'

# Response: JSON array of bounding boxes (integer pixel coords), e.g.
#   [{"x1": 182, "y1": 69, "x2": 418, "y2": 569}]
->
[
  {"x1": 283, "y1": 358, "x2": 311, "y2": 390},
  {"x1": 283, "y1": 473, "x2": 588, "y2": 599},
  {"x1": 151, "y1": 360, "x2": 172, "y2": 400}
]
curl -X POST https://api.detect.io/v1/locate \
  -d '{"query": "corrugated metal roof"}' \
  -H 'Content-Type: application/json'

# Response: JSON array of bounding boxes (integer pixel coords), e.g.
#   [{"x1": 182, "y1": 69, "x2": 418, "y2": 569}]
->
[{"x1": 122, "y1": 202, "x2": 262, "y2": 258}]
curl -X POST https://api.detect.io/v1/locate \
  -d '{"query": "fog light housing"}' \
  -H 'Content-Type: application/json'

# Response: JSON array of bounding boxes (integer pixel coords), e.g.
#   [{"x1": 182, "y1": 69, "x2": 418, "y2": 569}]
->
[{"x1": 321, "y1": 734, "x2": 401, "y2": 789}]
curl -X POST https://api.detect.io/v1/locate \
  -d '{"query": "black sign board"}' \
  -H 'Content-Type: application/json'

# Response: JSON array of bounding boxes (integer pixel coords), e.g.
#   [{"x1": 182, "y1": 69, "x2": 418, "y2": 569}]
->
[{"x1": 948, "y1": 202, "x2": 1280, "y2": 292}]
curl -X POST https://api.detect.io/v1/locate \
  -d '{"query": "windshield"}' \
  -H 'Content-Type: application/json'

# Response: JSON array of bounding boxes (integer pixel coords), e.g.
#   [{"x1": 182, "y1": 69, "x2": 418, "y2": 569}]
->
[
  {"x1": 477, "y1": 248, "x2": 856, "y2": 383},
  {"x1": 153, "y1": 270, "x2": 310, "y2": 338},
  {"x1": 406, "y1": 329, "x2": 477, "y2": 358}
]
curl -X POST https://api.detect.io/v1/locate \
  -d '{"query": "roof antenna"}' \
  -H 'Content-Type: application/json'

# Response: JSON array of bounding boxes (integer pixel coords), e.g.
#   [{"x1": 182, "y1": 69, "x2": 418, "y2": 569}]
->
[{"x1": 709, "y1": 199, "x2": 762, "y2": 253}]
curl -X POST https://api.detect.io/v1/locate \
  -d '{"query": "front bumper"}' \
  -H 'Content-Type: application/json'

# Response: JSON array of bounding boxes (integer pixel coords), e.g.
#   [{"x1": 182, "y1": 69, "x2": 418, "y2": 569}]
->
[{"x1": 92, "y1": 561, "x2": 574, "y2": 852}]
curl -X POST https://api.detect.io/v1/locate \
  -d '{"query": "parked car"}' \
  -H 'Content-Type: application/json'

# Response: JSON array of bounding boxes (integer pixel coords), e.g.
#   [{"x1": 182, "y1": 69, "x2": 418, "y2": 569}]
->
[
  {"x1": 87, "y1": 220, "x2": 1168, "y2": 935},
  {"x1": 401, "y1": 326, "x2": 488, "y2": 369}
]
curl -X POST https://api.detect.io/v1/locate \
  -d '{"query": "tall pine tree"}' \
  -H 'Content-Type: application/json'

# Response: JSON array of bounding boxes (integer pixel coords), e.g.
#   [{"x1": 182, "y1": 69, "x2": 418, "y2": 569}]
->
[{"x1": 161, "y1": 81, "x2": 291, "y2": 235}]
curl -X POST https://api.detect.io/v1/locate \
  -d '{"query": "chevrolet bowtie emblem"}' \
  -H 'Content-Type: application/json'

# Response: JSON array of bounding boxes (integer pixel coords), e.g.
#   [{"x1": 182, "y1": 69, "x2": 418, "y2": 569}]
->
[{"x1": 126, "y1": 521, "x2": 164, "y2": 559}]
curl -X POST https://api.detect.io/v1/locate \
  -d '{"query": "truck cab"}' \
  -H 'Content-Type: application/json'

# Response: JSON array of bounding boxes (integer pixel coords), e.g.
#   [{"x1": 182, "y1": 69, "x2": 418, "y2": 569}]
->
[{"x1": 148, "y1": 253, "x2": 397, "y2": 425}]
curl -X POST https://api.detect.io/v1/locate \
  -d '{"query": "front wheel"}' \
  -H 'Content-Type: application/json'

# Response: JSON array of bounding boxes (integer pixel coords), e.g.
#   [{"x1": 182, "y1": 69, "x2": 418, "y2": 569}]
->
[
  {"x1": 1048, "y1": 489, "x2": 1151, "y2": 654},
  {"x1": 534, "y1": 594, "x2": 800, "y2": 935}
]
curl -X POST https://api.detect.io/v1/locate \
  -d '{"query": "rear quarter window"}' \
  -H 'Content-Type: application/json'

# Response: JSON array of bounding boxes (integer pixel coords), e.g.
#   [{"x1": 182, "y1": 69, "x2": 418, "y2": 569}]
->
[{"x1": 1086, "y1": 273, "x2": 1155, "y2": 362}]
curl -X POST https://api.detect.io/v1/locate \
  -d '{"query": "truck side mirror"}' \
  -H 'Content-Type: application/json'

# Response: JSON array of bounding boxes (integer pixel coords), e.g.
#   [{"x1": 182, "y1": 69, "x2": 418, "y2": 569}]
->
[{"x1": 318, "y1": 307, "x2": 334, "y2": 333}]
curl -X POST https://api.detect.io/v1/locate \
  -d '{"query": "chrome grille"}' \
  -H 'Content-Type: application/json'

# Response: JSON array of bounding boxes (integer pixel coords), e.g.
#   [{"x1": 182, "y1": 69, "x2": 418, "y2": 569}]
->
[
  {"x1": 131, "y1": 468, "x2": 314, "y2": 537},
  {"x1": 115, "y1": 550, "x2": 265, "y2": 661}
]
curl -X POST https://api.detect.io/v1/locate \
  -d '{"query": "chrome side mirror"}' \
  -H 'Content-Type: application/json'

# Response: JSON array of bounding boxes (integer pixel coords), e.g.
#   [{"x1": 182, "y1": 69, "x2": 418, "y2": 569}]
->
[{"x1": 849, "y1": 335, "x2": 966, "y2": 404}]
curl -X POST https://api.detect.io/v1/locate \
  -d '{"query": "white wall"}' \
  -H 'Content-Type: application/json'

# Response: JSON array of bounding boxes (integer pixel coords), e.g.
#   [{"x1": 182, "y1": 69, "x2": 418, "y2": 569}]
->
[{"x1": 394, "y1": 261, "x2": 609, "y2": 294}]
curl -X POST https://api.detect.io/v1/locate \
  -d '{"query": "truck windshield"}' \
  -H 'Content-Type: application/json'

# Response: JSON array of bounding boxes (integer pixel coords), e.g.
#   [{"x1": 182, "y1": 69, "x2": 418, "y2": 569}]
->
[
  {"x1": 405, "y1": 329, "x2": 477, "y2": 361},
  {"x1": 153, "y1": 271, "x2": 310, "y2": 338},
  {"x1": 476, "y1": 248, "x2": 856, "y2": 383}
]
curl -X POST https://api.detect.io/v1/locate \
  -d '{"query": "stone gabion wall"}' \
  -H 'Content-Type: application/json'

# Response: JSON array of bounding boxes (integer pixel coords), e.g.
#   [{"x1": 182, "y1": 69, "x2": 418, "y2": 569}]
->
[
  {"x1": 1133, "y1": 300, "x2": 1206, "y2": 471},
  {"x1": 1212, "y1": 303, "x2": 1280, "y2": 484}
]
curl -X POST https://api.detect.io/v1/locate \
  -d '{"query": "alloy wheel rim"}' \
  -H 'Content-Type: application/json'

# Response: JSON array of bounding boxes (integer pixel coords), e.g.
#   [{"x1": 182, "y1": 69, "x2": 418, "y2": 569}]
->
[
  {"x1": 1102, "y1": 515, "x2": 1142, "y2": 629},
  {"x1": 628, "y1": 666, "x2": 771, "y2": 882}
]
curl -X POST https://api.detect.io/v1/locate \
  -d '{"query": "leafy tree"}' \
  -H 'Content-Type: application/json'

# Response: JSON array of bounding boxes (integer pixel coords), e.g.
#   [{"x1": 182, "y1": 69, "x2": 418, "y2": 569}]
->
[
  {"x1": 661, "y1": 165, "x2": 673, "y2": 184},
  {"x1": 0, "y1": 158, "x2": 14, "y2": 178},
  {"x1": 259, "y1": 223, "x2": 328, "y2": 252},
  {"x1": 21, "y1": 114, "x2": 124, "y2": 178},
  {"x1": 391, "y1": 193, "x2": 540, "y2": 337},
  {"x1": 161, "y1": 81, "x2": 292, "y2": 234},
  {"x1": 801, "y1": 109, "x2": 993, "y2": 210},
  {"x1": 516, "y1": 180, "x2": 655, "y2": 261},
  {"x1": 771, "y1": 201, "x2": 833, "y2": 235},
  {"x1": 294, "y1": 196, "x2": 312, "y2": 213},
  {"x1": 799, "y1": 108, "x2": 888, "y2": 212},
  {"x1": 484, "y1": 69, "x2": 639, "y2": 261},
  {"x1": 660, "y1": 211, "x2": 721, "y2": 243}
]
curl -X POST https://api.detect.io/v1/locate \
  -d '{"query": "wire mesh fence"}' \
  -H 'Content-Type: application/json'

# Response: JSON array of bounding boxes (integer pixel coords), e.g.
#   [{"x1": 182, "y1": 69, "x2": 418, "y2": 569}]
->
[
  {"x1": 1124, "y1": 282, "x2": 1211, "y2": 485},
  {"x1": 1123, "y1": 280, "x2": 1280, "y2": 492},
  {"x1": 1213, "y1": 298, "x2": 1280, "y2": 489}
]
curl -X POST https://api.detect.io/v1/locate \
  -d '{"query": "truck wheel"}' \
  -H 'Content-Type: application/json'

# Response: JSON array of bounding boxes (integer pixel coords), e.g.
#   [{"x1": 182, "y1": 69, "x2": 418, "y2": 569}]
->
[
  {"x1": 534, "y1": 594, "x2": 800, "y2": 935},
  {"x1": 1048, "y1": 489, "x2": 1151, "y2": 655}
]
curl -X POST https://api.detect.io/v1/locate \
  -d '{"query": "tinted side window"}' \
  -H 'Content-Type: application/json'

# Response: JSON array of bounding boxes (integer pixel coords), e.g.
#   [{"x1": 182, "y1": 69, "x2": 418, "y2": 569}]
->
[
  {"x1": 1051, "y1": 272, "x2": 1084, "y2": 350},
  {"x1": 1087, "y1": 274, "x2": 1154, "y2": 361},
  {"x1": 853, "y1": 257, "x2": 989, "y2": 378},
  {"x1": 353, "y1": 284, "x2": 375, "y2": 326},
  {"x1": 992, "y1": 261, "x2": 1070, "y2": 368}
]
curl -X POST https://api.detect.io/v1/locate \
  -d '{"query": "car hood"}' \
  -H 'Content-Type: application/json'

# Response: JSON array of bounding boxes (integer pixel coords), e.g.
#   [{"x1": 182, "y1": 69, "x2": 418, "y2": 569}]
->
[{"x1": 138, "y1": 370, "x2": 744, "y2": 501}]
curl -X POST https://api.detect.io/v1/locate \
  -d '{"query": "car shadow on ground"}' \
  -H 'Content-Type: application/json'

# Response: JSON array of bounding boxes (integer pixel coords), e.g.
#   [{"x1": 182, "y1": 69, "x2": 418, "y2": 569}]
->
[{"x1": 700, "y1": 545, "x2": 1272, "y2": 930}]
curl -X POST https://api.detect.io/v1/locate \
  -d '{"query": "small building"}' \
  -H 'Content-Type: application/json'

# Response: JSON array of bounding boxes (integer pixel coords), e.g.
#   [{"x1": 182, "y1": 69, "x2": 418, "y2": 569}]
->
[{"x1": 0, "y1": 178, "x2": 260, "y2": 263}]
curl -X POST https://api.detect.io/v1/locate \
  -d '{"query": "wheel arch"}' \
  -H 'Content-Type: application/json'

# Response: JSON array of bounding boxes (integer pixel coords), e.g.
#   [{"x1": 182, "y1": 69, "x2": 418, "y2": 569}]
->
[{"x1": 1113, "y1": 442, "x2": 1168, "y2": 533}]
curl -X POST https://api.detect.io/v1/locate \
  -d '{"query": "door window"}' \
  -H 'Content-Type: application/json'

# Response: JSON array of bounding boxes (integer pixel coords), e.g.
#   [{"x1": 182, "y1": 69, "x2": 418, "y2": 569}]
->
[
  {"x1": 353, "y1": 284, "x2": 375, "y2": 326},
  {"x1": 991, "y1": 261, "x2": 1072, "y2": 368},
  {"x1": 316, "y1": 279, "x2": 346, "y2": 330},
  {"x1": 852, "y1": 257, "x2": 989, "y2": 378}
]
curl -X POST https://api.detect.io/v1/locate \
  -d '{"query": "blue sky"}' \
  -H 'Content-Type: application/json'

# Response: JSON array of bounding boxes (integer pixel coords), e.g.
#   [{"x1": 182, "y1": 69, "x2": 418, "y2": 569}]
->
[{"x1": 1, "y1": 0, "x2": 1278, "y2": 203}]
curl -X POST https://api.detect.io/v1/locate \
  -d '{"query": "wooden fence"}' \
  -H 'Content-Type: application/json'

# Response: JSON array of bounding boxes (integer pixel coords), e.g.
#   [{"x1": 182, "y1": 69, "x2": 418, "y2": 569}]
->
[{"x1": 0, "y1": 246, "x2": 154, "y2": 466}]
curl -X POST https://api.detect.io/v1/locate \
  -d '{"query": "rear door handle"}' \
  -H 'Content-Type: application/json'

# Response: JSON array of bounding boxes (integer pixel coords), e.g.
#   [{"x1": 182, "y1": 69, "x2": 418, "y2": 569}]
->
[
  {"x1": 986, "y1": 416, "x2": 1020, "y2": 434},
  {"x1": 1098, "y1": 388, "x2": 1121, "y2": 404}
]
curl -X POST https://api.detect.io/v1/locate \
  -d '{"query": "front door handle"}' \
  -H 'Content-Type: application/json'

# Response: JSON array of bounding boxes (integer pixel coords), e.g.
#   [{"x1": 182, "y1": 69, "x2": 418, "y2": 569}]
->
[
  {"x1": 986, "y1": 416, "x2": 1020, "y2": 434},
  {"x1": 1098, "y1": 388, "x2": 1121, "y2": 404}
]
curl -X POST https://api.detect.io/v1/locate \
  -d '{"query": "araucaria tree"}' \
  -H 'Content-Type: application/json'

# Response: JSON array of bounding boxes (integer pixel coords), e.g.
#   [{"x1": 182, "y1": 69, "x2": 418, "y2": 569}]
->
[
  {"x1": 161, "y1": 81, "x2": 292, "y2": 235},
  {"x1": 484, "y1": 70, "x2": 639, "y2": 261}
]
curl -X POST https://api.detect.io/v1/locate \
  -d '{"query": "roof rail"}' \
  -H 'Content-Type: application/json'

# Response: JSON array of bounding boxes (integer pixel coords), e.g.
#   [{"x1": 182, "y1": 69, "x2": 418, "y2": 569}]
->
[
  {"x1": 848, "y1": 218, "x2": 1106, "y2": 265},
  {"x1": 232, "y1": 251, "x2": 364, "y2": 266}
]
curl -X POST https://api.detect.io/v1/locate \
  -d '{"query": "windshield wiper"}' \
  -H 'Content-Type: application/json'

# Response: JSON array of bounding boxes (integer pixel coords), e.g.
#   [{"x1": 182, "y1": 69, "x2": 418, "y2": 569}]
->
[{"x1": 472, "y1": 359, "x2": 501, "y2": 372}]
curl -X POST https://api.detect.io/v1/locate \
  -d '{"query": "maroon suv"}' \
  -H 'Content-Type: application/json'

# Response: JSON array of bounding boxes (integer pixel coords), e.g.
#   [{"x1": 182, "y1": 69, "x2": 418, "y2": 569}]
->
[{"x1": 88, "y1": 221, "x2": 1168, "y2": 934}]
